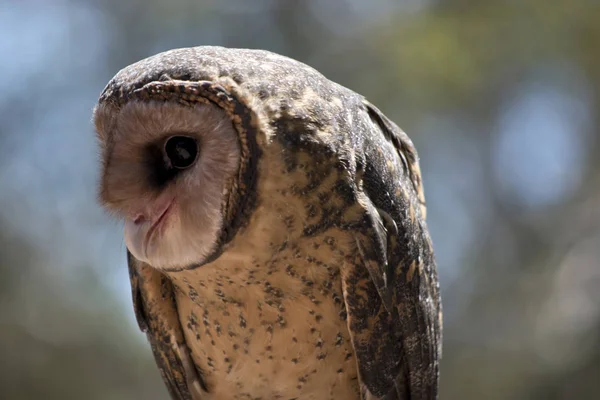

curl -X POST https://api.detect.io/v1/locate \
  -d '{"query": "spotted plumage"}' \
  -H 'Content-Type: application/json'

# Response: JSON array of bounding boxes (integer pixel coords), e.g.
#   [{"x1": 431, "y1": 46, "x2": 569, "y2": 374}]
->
[{"x1": 95, "y1": 46, "x2": 442, "y2": 400}]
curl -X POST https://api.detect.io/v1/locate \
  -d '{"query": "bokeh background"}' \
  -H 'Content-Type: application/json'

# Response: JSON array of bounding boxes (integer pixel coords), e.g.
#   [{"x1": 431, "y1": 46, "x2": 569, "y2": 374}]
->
[{"x1": 1, "y1": 1, "x2": 599, "y2": 399}]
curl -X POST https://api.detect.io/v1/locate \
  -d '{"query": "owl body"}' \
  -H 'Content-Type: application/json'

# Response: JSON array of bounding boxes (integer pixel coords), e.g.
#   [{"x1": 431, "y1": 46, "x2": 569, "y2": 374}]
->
[{"x1": 95, "y1": 47, "x2": 441, "y2": 400}]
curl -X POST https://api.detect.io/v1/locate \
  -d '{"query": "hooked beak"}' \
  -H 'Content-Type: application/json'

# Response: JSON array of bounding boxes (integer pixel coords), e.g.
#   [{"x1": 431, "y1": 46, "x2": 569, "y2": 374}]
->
[{"x1": 124, "y1": 195, "x2": 174, "y2": 263}]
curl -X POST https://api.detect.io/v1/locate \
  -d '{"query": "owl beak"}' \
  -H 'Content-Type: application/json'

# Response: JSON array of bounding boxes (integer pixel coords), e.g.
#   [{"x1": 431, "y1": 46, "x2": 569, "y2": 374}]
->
[{"x1": 124, "y1": 196, "x2": 174, "y2": 262}]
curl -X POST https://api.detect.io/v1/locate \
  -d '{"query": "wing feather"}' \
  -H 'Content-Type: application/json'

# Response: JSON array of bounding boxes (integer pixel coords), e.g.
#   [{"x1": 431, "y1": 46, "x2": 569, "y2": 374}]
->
[
  {"x1": 341, "y1": 102, "x2": 442, "y2": 399},
  {"x1": 127, "y1": 252, "x2": 207, "y2": 400}
]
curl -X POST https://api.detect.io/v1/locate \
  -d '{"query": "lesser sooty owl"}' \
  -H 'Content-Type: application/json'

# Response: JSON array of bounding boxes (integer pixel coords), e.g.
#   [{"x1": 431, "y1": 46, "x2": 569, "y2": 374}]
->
[{"x1": 94, "y1": 46, "x2": 442, "y2": 400}]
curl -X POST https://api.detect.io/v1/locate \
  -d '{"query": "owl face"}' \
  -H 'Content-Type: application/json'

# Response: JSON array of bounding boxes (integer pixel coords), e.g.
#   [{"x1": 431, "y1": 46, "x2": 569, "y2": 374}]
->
[{"x1": 95, "y1": 100, "x2": 240, "y2": 270}]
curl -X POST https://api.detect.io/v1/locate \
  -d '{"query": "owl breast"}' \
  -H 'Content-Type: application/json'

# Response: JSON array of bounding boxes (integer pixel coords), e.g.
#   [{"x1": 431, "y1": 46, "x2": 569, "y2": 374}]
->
[{"x1": 169, "y1": 225, "x2": 360, "y2": 400}]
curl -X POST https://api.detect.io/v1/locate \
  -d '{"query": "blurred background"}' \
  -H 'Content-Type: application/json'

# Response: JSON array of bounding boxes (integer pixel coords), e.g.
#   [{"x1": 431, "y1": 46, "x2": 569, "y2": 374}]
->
[{"x1": 1, "y1": 0, "x2": 599, "y2": 399}]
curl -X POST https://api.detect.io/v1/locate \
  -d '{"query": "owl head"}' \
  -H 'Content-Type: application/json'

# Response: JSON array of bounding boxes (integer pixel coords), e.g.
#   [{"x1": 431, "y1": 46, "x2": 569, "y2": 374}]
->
[{"x1": 94, "y1": 99, "x2": 242, "y2": 271}]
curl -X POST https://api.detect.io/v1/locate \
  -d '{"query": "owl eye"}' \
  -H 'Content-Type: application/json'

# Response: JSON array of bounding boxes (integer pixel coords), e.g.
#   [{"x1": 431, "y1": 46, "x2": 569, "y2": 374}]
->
[{"x1": 164, "y1": 136, "x2": 198, "y2": 169}]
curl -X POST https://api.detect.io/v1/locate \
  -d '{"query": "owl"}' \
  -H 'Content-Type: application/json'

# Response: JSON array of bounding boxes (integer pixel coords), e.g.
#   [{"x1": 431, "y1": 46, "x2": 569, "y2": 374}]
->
[{"x1": 94, "y1": 46, "x2": 442, "y2": 400}]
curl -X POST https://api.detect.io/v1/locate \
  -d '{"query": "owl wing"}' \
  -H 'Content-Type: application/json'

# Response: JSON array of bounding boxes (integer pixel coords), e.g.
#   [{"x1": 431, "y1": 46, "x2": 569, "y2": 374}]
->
[
  {"x1": 127, "y1": 252, "x2": 206, "y2": 400},
  {"x1": 341, "y1": 102, "x2": 442, "y2": 399}
]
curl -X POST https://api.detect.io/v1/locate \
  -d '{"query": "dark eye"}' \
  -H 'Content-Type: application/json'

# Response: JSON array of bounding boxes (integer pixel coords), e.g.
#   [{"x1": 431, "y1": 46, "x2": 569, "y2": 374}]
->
[{"x1": 164, "y1": 136, "x2": 198, "y2": 169}]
